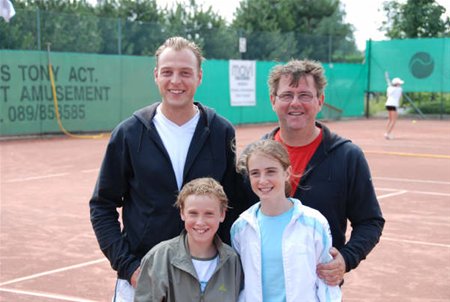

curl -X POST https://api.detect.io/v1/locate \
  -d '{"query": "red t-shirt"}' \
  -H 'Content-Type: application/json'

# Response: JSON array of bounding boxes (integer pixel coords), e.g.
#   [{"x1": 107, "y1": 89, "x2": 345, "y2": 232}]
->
[{"x1": 274, "y1": 129, "x2": 323, "y2": 196}]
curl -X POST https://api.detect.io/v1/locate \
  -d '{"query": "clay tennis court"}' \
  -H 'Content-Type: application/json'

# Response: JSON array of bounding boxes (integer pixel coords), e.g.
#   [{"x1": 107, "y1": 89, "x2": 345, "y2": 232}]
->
[{"x1": 1, "y1": 118, "x2": 449, "y2": 301}]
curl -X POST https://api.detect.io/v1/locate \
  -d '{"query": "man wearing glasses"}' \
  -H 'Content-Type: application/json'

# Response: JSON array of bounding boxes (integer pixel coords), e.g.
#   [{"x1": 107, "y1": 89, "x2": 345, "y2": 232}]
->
[{"x1": 260, "y1": 59, "x2": 385, "y2": 287}]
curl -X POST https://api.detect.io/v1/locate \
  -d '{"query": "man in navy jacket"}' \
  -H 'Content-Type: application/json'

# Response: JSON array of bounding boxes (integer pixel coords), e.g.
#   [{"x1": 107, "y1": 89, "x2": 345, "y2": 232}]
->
[
  {"x1": 89, "y1": 37, "x2": 243, "y2": 301},
  {"x1": 260, "y1": 59, "x2": 385, "y2": 286}
]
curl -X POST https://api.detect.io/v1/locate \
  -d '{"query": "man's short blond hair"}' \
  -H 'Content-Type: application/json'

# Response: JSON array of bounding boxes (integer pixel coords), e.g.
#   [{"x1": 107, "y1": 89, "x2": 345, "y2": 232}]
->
[{"x1": 155, "y1": 36, "x2": 204, "y2": 70}]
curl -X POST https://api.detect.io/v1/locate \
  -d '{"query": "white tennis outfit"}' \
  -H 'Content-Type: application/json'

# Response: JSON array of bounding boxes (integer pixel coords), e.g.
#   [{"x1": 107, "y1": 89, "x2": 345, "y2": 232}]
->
[{"x1": 385, "y1": 85, "x2": 403, "y2": 108}]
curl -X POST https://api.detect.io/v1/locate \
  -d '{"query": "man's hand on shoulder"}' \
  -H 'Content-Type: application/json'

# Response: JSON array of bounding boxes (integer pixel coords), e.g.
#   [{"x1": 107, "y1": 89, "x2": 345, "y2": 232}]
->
[
  {"x1": 131, "y1": 267, "x2": 141, "y2": 288},
  {"x1": 317, "y1": 247, "x2": 346, "y2": 286}
]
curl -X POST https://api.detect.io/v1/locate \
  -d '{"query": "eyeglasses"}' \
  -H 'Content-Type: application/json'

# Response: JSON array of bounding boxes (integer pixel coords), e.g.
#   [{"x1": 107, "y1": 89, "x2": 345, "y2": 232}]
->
[{"x1": 275, "y1": 92, "x2": 315, "y2": 103}]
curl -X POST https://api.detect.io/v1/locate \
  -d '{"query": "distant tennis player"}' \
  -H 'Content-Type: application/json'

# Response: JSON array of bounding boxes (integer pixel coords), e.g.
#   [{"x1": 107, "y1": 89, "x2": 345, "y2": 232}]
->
[{"x1": 384, "y1": 72, "x2": 404, "y2": 140}]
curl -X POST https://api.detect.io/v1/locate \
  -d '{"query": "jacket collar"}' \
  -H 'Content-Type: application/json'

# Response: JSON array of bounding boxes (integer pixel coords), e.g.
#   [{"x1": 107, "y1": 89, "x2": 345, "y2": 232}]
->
[
  {"x1": 240, "y1": 198, "x2": 304, "y2": 228},
  {"x1": 170, "y1": 230, "x2": 231, "y2": 278}
]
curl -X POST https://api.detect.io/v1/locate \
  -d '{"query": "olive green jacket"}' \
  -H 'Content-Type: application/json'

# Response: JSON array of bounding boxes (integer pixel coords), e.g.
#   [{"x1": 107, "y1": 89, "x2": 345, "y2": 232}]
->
[{"x1": 134, "y1": 230, "x2": 243, "y2": 302}]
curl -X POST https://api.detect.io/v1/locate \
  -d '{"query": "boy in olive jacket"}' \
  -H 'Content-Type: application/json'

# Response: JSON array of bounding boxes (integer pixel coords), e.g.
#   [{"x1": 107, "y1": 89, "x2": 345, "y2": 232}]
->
[{"x1": 134, "y1": 178, "x2": 243, "y2": 302}]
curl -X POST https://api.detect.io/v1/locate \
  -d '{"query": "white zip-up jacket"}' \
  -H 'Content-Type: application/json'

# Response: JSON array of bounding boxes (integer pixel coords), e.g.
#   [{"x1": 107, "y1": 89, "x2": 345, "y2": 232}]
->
[{"x1": 231, "y1": 198, "x2": 342, "y2": 302}]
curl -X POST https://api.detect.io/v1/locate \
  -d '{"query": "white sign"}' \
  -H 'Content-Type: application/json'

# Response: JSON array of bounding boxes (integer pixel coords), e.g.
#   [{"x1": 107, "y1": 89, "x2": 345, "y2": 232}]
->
[
  {"x1": 239, "y1": 37, "x2": 247, "y2": 53},
  {"x1": 229, "y1": 60, "x2": 256, "y2": 107}
]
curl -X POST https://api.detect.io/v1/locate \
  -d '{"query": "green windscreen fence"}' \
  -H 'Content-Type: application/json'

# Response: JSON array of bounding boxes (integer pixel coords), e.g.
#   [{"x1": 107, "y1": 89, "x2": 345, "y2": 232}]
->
[
  {"x1": 0, "y1": 50, "x2": 159, "y2": 136},
  {"x1": 0, "y1": 50, "x2": 365, "y2": 137},
  {"x1": 366, "y1": 38, "x2": 450, "y2": 93}
]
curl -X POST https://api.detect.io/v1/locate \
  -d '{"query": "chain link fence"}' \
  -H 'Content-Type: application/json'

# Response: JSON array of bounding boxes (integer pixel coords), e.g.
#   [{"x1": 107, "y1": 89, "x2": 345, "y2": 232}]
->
[{"x1": 1, "y1": 8, "x2": 356, "y2": 62}]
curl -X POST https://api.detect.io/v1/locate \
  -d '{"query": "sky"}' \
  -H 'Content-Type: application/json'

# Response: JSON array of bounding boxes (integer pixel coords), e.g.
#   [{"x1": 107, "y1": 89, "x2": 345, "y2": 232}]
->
[{"x1": 157, "y1": 0, "x2": 450, "y2": 51}]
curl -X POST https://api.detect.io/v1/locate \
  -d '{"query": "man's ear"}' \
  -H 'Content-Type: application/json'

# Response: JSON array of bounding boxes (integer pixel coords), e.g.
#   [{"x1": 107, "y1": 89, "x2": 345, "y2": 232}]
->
[
  {"x1": 153, "y1": 67, "x2": 158, "y2": 82},
  {"x1": 270, "y1": 94, "x2": 276, "y2": 110},
  {"x1": 318, "y1": 94, "x2": 325, "y2": 111},
  {"x1": 198, "y1": 68, "x2": 203, "y2": 85}
]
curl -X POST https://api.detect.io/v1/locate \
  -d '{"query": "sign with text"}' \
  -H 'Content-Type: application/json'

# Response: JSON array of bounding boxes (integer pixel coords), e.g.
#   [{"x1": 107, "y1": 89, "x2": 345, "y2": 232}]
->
[
  {"x1": 229, "y1": 60, "x2": 256, "y2": 106},
  {"x1": 0, "y1": 51, "x2": 156, "y2": 136}
]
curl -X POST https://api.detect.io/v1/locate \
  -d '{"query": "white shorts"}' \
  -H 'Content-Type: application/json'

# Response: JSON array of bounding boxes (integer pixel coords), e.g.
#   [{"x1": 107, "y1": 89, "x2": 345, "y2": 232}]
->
[{"x1": 112, "y1": 279, "x2": 135, "y2": 302}]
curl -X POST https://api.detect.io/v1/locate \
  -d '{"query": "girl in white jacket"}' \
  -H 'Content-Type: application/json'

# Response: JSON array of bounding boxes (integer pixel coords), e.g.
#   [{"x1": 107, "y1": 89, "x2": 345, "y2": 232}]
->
[{"x1": 231, "y1": 139, "x2": 341, "y2": 302}]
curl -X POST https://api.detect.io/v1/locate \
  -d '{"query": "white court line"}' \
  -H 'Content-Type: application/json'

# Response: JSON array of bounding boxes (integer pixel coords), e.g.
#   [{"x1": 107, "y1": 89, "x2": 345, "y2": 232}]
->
[
  {"x1": 406, "y1": 190, "x2": 450, "y2": 197},
  {"x1": 0, "y1": 288, "x2": 97, "y2": 302},
  {"x1": 377, "y1": 190, "x2": 408, "y2": 199},
  {"x1": 382, "y1": 237, "x2": 450, "y2": 249},
  {"x1": 373, "y1": 176, "x2": 450, "y2": 185},
  {"x1": 5, "y1": 173, "x2": 69, "y2": 183},
  {"x1": 377, "y1": 187, "x2": 450, "y2": 197},
  {"x1": 0, "y1": 258, "x2": 107, "y2": 287},
  {"x1": 81, "y1": 169, "x2": 99, "y2": 173},
  {"x1": 4, "y1": 168, "x2": 99, "y2": 183}
]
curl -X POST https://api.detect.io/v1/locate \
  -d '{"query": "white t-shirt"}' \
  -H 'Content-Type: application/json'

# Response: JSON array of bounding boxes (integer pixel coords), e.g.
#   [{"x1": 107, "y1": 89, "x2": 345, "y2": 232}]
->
[
  {"x1": 192, "y1": 255, "x2": 219, "y2": 293},
  {"x1": 153, "y1": 105, "x2": 199, "y2": 189},
  {"x1": 385, "y1": 85, "x2": 403, "y2": 108},
  {"x1": 257, "y1": 206, "x2": 294, "y2": 302}
]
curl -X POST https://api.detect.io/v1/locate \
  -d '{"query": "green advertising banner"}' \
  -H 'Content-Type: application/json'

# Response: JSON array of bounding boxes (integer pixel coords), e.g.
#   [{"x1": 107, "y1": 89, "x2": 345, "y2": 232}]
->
[
  {"x1": 1, "y1": 50, "x2": 367, "y2": 137},
  {"x1": 367, "y1": 38, "x2": 450, "y2": 92},
  {"x1": 0, "y1": 50, "x2": 157, "y2": 136}
]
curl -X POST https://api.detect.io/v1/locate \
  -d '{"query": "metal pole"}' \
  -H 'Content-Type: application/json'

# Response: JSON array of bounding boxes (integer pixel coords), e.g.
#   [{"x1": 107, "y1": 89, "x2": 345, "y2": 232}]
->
[
  {"x1": 328, "y1": 34, "x2": 332, "y2": 63},
  {"x1": 118, "y1": 18, "x2": 122, "y2": 55},
  {"x1": 403, "y1": 93, "x2": 425, "y2": 119},
  {"x1": 36, "y1": 8, "x2": 41, "y2": 50},
  {"x1": 365, "y1": 39, "x2": 372, "y2": 118}
]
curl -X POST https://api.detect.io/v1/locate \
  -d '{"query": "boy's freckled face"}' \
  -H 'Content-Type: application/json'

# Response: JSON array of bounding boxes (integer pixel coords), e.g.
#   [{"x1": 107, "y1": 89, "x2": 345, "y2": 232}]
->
[{"x1": 180, "y1": 194, "x2": 225, "y2": 245}]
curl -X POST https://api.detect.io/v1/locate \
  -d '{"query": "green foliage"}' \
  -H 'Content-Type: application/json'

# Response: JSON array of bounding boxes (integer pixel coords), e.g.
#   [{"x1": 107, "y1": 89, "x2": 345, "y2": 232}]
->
[
  {"x1": 232, "y1": 0, "x2": 358, "y2": 62},
  {"x1": 162, "y1": 0, "x2": 238, "y2": 59},
  {"x1": 40, "y1": 10, "x2": 102, "y2": 53},
  {"x1": 414, "y1": 100, "x2": 450, "y2": 114},
  {"x1": 368, "y1": 93, "x2": 387, "y2": 116},
  {"x1": 368, "y1": 92, "x2": 450, "y2": 116},
  {"x1": 0, "y1": 9, "x2": 36, "y2": 49},
  {"x1": 1, "y1": 0, "x2": 100, "y2": 51},
  {"x1": 381, "y1": 0, "x2": 450, "y2": 39},
  {"x1": 95, "y1": 0, "x2": 164, "y2": 55},
  {"x1": 406, "y1": 92, "x2": 450, "y2": 114},
  {"x1": 0, "y1": 0, "x2": 361, "y2": 61}
]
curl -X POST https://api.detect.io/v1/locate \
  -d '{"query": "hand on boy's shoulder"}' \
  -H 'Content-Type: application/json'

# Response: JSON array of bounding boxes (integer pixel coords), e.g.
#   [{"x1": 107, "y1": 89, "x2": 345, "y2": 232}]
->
[{"x1": 131, "y1": 267, "x2": 141, "y2": 288}]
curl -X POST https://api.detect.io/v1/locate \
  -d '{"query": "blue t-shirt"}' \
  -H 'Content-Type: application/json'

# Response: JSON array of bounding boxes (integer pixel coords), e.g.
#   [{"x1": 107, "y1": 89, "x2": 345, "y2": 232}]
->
[{"x1": 257, "y1": 205, "x2": 294, "y2": 302}]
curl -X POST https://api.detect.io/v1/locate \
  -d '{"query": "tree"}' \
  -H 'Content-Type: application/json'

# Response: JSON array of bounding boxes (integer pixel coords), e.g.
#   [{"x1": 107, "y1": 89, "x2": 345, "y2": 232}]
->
[
  {"x1": 95, "y1": 0, "x2": 165, "y2": 55},
  {"x1": 0, "y1": 0, "x2": 101, "y2": 52},
  {"x1": 381, "y1": 0, "x2": 450, "y2": 39},
  {"x1": 162, "y1": 0, "x2": 238, "y2": 59},
  {"x1": 39, "y1": 10, "x2": 102, "y2": 53},
  {"x1": 232, "y1": 0, "x2": 358, "y2": 62},
  {"x1": 1, "y1": 0, "x2": 360, "y2": 60}
]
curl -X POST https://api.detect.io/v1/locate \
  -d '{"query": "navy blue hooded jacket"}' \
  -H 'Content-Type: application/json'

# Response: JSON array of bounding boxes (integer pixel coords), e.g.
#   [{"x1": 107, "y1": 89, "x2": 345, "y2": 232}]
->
[
  {"x1": 260, "y1": 121, "x2": 385, "y2": 272},
  {"x1": 89, "y1": 102, "x2": 244, "y2": 282}
]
